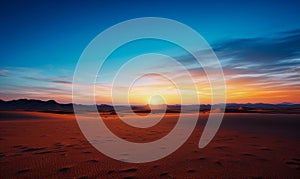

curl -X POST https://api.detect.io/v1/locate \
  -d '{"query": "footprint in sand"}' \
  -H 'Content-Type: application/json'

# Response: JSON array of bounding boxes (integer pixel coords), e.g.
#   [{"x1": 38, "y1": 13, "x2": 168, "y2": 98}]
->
[
  {"x1": 83, "y1": 151, "x2": 92, "y2": 154},
  {"x1": 285, "y1": 158, "x2": 300, "y2": 170},
  {"x1": 187, "y1": 169, "x2": 197, "y2": 173},
  {"x1": 17, "y1": 169, "x2": 31, "y2": 174},
  {"x1": 120, "y1": 168, "x2": 138, "y2": 173},
  {"x1": 59, "y1": 167, "x2": 71, "y2": 173},
  {"x1": 215, "y1": 161, "x2": 223, "y2": 166},
  {"x1": 107, "y1": 170, "x2": 115, "y2": 174},
  {"x1": 21, "y1": 147, "x2": 46, "y2": 152},
  {"x1": 198, "y1": 157, "x2": 206, "y2": 161},
  {"x1": 54, "y1": 142, "x2": 64, "y2": 148},
  {"x1": 242, "y1": 153, "x2": 255, "y2": 157},
  {"x1": 34, "y1": 151, "x2": 52, "y2": 155},
  {"x1": 160, "y1": 172, "x2": 173, "y2": 178},
  {"x1": 160, "y1": 172, "x2": 169, "y2": 176},
  {"x1": 57, "y1": 150, "x2": 67, "y2": 156},
  {"x1": 259, "y1": 147, "x2": 272, "y2": 151},
  {"x1": 214, "y1": 146, "x2": 228, "y2": 150},
  {"x1": 88, "y1": 159, "x2": 99, "y2": 163},
  {"x1": 13, "y1": 145, "x2": 23, "y2": 148}
]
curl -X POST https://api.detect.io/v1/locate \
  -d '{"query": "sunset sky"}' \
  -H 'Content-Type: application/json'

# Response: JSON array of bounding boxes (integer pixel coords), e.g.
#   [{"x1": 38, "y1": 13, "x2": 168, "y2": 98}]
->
[{"x1": 0, "y1": 0, "x2": 300, "y2": 104}]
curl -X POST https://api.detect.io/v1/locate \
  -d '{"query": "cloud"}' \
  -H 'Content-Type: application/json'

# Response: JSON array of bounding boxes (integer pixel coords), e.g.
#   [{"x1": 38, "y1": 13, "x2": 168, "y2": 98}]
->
[
  {"x1": 214, "y1": 29, "x2": 300, "y2": 67},
  {"x1": 174, "y1": 29, "x2": 300, "y2": 79},
  {"x1": 149, "y1": 30, "x2": 298, "y2": 88},
  {"x1": 51, "y1": 80, "x2": 72, "y2": 85},
  {"x1": 0, "y1": 66, "x2": 74, "y2": 102},
  {"x1": 154, "y1": 29, "x2": 300, "y2": 103},
  {"x1": 0, "y1": 69, "x2": 9, "y2": 77},
  {"x1": 1, "y1": 29, "x2": 300, "y2": 104},
  {"x1": 22, "y1": 76, "x2": 72, "y2": 85}
]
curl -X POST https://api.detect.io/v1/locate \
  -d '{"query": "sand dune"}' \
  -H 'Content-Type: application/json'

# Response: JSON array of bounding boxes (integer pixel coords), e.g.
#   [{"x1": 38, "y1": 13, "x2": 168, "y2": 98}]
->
[{"x1": 0, "y1": 111, "x2": 300, "y2": 178}]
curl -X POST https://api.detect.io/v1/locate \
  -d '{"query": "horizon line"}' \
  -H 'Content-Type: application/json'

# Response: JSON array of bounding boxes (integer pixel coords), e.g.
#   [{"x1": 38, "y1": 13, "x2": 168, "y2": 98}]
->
[{"x1": 1, "y1": 98, "x2": 300, "y2": 106}]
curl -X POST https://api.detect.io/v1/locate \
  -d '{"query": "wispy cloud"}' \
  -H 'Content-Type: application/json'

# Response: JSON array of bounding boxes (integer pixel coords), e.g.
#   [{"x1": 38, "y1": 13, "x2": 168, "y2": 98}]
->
[
  {"x1": 0, "y1": 66, "x2": 73, "y2": 103},
  {"x1": 0, "y1": 69, "x2": 9, "y2": 77},
  {"x1": 156, "y1": 29, "x2": 300, "y2": 103},
  {"x1": 1, "y1": 29, "x2": 300, "y2": 104},
  {"x1": 215, "y1": 29, "x2": 300, "y2": 68}
]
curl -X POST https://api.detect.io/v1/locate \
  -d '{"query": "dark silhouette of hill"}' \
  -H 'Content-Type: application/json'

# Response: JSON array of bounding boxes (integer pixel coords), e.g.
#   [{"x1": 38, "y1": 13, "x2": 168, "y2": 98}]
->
[
  {"x1": 224, "y1": 103, "x2": 300, "y2": 114},
  {"x1": 0, "y1": 99, "x2": 115, "y2": 114},
  {"x1": 0, "y1": 99, "x2": 300, "y2": 114},
  {"x1": 0, "y1": 99, "x2": 74, "y2": 114},
  {"x1": 225, "y1": 103, "x2": 300, "y2": 109}
]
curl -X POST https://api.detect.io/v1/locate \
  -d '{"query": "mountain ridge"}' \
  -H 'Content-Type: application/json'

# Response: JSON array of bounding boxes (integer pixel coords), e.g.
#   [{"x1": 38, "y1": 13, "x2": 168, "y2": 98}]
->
[{"x1": 0, "y1": 99, "x2": 300, "y2": 114}]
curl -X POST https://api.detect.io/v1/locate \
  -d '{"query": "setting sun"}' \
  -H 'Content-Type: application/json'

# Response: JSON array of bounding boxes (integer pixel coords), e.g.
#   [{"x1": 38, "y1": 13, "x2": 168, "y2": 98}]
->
[{"x1": 149, "y1": 95, "x2": 165, "y2": 105}]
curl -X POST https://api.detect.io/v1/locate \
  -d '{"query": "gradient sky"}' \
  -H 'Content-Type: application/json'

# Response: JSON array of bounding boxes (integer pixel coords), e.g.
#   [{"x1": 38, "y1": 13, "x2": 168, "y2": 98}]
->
[{"x1": 0, "y1": 0, "x2": 300, "y2": 104}]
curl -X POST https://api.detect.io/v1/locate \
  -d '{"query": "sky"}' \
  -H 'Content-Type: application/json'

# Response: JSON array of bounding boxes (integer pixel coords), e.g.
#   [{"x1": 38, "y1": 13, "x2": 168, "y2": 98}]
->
[{"x1": 0, "y1": 0, "x2": 300, "y2": 104}]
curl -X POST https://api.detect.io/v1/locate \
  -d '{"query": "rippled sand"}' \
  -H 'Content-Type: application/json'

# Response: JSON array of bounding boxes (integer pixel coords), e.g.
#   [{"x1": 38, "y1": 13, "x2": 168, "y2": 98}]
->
[{"x1": 0, "y1": 111, "x2": 300, "y2": 178}]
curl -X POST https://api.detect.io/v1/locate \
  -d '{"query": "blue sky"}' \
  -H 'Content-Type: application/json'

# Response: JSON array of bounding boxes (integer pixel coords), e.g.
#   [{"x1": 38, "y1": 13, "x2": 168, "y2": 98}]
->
[{"x1": 0, "y1": 0, "x2": 300, "y2": 103}]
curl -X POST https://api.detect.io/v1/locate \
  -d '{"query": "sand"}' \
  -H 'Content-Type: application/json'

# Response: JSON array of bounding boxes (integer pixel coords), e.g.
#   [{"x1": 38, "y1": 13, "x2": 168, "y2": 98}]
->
[{"x1": 0, "y1": 111, "x2": 300, "y2": 178}]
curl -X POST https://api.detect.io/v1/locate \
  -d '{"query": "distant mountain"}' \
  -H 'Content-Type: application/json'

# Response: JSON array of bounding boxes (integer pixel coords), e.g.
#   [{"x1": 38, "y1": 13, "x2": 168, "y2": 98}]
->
[
  {"x1": 225, "y1": 103, "x2": 300, "y2": 109},
  {"x1": 0, "y1": 99, "x2": 73, "y2": 113},
  {"x1": 0, "y1": 99, "x2": 117, "y2": 114},
  {"x1": 0, "y1": 99, "x2": 299, "y2": 114}
]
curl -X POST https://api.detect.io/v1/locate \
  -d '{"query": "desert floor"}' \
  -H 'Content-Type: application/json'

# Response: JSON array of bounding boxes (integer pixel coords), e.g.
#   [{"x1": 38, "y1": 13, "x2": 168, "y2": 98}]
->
[{"x1": 0, "y1": 111, "x2": 300, "y2": 178}]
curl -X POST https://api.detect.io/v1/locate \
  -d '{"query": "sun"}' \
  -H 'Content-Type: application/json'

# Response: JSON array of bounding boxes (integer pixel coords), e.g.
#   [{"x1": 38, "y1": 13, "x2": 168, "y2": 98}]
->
[{"x1": 148, "y1": 95, "x2": 165, "y2": 105}]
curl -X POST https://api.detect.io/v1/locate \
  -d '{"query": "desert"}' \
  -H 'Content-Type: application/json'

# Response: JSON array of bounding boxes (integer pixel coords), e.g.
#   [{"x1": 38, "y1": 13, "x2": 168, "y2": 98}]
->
[{"x1": 1, "y1": 108, "x2": 300, "y2": 178}]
